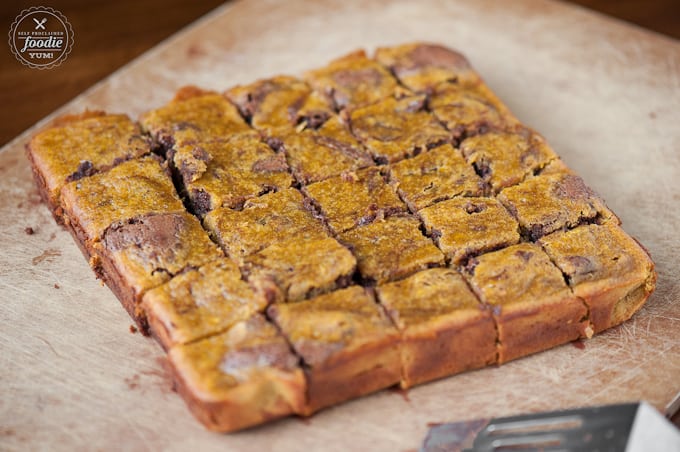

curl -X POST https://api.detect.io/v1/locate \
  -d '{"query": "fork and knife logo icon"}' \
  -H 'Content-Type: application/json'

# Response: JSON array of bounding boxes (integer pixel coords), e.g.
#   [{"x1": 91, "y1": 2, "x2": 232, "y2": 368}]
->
[{"x1": 33, "y1": 17, "x2": 46, "y2": 30}]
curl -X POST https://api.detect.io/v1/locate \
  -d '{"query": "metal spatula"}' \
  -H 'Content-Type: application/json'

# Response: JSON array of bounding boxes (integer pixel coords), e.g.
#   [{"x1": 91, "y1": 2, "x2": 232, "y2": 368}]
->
[{"x1": 421, "y1": 401, "x2": 680, "y2": 452}]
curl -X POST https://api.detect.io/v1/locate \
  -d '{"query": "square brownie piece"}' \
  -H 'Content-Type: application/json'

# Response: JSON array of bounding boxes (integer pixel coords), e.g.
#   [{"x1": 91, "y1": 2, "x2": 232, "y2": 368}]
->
[
  {"x1": 26, "y1": 112, "x2": 151, "y2": 223},
  {"x1": 429, "y1": 82, "x2": 518, "y2": 141},
  {"x1": 94, "y1": 211, "x2": 223, "y2": 324},
  {"x1": 143, "y1": 259, "x2": 267, "y2": 350},
  {"x1": 376, "y1": 268, "x2": 496, "y2": 388},
  {"x1": 419, "y1": 197, "x2": 520, "y2": 265},
  {"x1": 168, "y1": 315, "x2": 305, "y2": 432},
  {"x1": 349, "y1": 95, "x2": 450, "y2": 164},
  {"x1": 539, "y1": 223, "x2": 656, "y2": 334},
  {"x1": 203, "y1": 188, "x2": 328, "y2": 260},
  {"x1": 339, "y1": 215, "x2": 444, "y2": 284},
  {"x1": 279, "y1": 115, "x2": 374, "y2": 184},
  {"x1": 243, "y1": 236, "x2": 356, "y2": 303},
  {"x1": 304, "y1": 166, "x2": 406, "y2": 233},
  {"x1": 466, "y1": 243, "x2": 590, "y2": 363},
  {"x1": 304, "y1": 50, "x2": 401, "y2": 110},
  {"x1": 139, "y1": 86, "x2": 250, "y2": 152},
  {"x1": 225, "y1": 75, "x2": 333, "y2": 135},
  {"x1": 172, "y1": 133, "x2": 294, "y2": 215},
  {"x1": 59, "y1": 156, "x2": 186, "y2": 255},
  {"x1": 267, "y1": 286, "x2": 401, "y2": 415},
  {"x1": 374, "y1": 42, "x2": 481, "y2": 92},
  {"x1": 388, "y1": 143, "x2": 484, "y2": 211},
  {"x1": 498, "y1": 171, "x2": 615, "y2": 241},
  {"x1": 459, "y1": 127, "x2": 558, "y2": 193}
]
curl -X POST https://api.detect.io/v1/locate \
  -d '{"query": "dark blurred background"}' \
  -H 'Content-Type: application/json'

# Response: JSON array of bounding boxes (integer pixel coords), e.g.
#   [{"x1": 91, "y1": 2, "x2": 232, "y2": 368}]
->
[{"x1": 1, "y1": 0, "x2": 678, "y2": 146}]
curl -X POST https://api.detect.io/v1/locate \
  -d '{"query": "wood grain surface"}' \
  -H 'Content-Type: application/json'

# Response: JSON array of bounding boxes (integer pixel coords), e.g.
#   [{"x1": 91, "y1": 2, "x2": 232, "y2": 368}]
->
[{"x1": 1, "y1": 1, "x2": 679, "y2": 450}]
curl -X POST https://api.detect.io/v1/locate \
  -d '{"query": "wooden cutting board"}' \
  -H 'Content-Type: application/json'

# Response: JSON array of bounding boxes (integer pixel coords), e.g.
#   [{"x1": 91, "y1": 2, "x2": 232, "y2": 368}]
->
[{"x1": 1, "y1": 0, "x2": 678, "y2": 450}]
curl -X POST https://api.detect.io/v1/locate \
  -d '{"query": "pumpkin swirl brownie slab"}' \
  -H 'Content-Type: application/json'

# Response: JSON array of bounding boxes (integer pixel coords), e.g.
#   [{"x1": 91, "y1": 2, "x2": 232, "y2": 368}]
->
[{"x1": 26, "y1": 42, "x2": 657, "y2": 433}]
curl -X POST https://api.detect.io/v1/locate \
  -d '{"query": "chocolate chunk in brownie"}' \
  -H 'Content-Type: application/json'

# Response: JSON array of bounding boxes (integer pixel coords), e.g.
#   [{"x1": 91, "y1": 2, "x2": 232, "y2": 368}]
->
[
  {"x1": 172, "y1": 133, "x2": 294, "y2": 215},
  {"x1": 203, "y1": 188, "x2": 329, "y2": 260},
  {"x1": 388, "y1": 143, "x2": 484, "y2": 211},
  {"x1": 419, "y1": 197, "x2": 520, "y2": 265},
  {"x1": 26, "y1": 112, "x2": 151, "y2": 221},
  {"x1": 498, "y1": 171, "x2": 615, "y2": 240},
  {"x1": 143, "y1": 259, "x2": 267, "y2": 349},
  {"x1": 243, "y1": 236, "x2": 356, "y2": 303},
  {"x1": 539, "y1": 223, "x2": 655, "y2": 333},
  {"x1": 376, "y1": 268, "x2": 495, "y2": 387},
  {"x1": 304, "y1": 50, "x2": 401, "y2": 110},
  {"x1": 139, "y1": 86, "x2": 250, "y2": 154},
  {"x1": 267, "y1": 286, "x2": 400, "y2": 415},
  {"x1": 167, "y1": 315, "x2": 305, "y2": 432},
  {"x1": 375, "y1": 42, "x2": 481, "y2": 92},
  {"x1": 459, "y1": 127, "x2": 558, "y2": 193},
  {"x1": 226, "y1": 75, "x2": 333, "y2": 135},
  {"x1": 280, "y1": 115, "x2": 374, "y2": 184},
  {"x1": 339, "y1": 215, "x2": 444, "y2": 284},
  {"x1": 465, "y1": 243, "x2": 589, "y2": 363},
  {"x1": 350, "y1": 95, "x2": 450, "y2": 164},
  {"x1": 303, "y1": 166, "x2": 406, "y2": 233}
]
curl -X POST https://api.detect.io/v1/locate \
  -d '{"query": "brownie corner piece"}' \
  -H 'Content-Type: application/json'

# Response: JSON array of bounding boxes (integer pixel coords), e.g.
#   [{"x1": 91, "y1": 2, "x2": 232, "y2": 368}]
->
[
  {"x1": 244, "y1": 236, "x2": 356, "y2": 303},
  {"x1": 142, "y1": 258, "x2": 267, "y2": 350},
  {"x1": 419, "y1": 197, "x2": 519, "y2": 265},
  {"x1": 339, "y1": 215, "x2": 444, "y2": 284},
  {"x1": 304, "y1": 49, "x2": 400, "y2": 110},
  {"x1": 376, "y1": 268, "x2": 495, "y2": 388},
  {"x1": 26, "y1": 112, "x2": 151, "y2": 221},
  {"x1": 539, "y1": 222, "x2": 656, "y2": 334},
  {"x1": 498, "y1": 171, "x2": 615, "y2": 241},
  {"x1": 267, "y1": 286, "x2": 400, "y2": 415},
  {"x1": 466, "y1": 243, "x2": 590, "y2": 363},
  {"x1": 349, "y1": 94, "x2": 450, "y2": 164},
  {"x1": 374, "y1": 42, "x2": 481, "y2": 92},
  {"x1": 167, "y1": 315, "x2": 305, "y2": 432}
]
